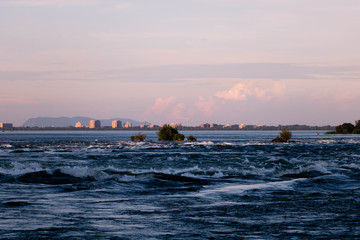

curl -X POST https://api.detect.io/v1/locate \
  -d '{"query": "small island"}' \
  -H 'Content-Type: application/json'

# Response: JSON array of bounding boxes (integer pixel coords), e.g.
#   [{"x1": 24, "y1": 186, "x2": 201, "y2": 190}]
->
[
  {"x1": 271, "y1": 129, "x2": 292, "y2": 143},
  {"x1": 326, "y1": 120, "x2": 360, "y2": 134},
  {"x1": 131, "y1": 133, "x2": 147, "y2": 141},
  {"x1": 158, "y1": 125, "x2": 185, "y2": 141},
  {"x1": 157, "y1": 125, "x2": 196, "y2": 141}
]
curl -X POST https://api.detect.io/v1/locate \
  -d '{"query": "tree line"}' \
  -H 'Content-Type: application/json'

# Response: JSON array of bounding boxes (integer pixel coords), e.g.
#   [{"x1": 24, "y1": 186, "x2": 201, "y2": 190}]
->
[{"x1": 326, "y1": 120, "x2": 360, "y2": 134}]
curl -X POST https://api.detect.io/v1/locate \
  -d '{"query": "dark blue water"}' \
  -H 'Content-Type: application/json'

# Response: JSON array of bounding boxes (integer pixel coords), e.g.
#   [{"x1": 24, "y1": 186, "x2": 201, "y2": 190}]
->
[{"x1": 0, "y1": 131, "x2": 359, "y2": 239}]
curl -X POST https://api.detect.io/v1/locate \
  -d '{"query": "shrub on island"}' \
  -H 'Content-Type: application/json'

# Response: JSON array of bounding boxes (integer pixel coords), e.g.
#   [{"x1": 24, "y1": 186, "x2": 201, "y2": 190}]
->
[
  {"x1": 173, "y1": 133, "x2": 185, "y2": 141},
  {"x1": 131, "y1": 133, "x2": 147, "y2": 141},
  {"x1": 157, "y1": 125, "x2": 186, "y2": 141},
  {"x1": 187, "y1": 135, "x2": 197, "y2": 141},
  {"x1": 336, "y1": 123, "x2": 354, "y2": 134},
  {"x1": 271, "y1": 129, "x2": 292, "y2": 143},
  {"x1": 325, "y1": 120, "x2": 360, "y2": 134}
]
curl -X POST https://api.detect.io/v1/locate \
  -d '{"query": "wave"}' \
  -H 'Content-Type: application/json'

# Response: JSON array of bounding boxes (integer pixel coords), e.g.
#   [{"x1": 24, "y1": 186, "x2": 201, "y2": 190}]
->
[
  {"x1": 3, "y1": 201, "x2": 31, "y2": 207},
  {"x1": 279, "y1": 163, "x2": 331, "y2": 179},
  {"x1": 0, "y1": 158, "x2": 344, "y2": 190},
  {"x1": 1, "y1": 163, "x2": 216, "y2": 186},
  {"x1": 198, "y1": 178, "x2": 304, "y2": 196},
  {"x1": 0, "y1": 162, "x2": 46, "y2": 176},
  {"x1": 0, "y1": 161, "x2": 334, "y2": 185},
  {"x1": 16, "y1": 169, "x2": 94, "y2": 185}
]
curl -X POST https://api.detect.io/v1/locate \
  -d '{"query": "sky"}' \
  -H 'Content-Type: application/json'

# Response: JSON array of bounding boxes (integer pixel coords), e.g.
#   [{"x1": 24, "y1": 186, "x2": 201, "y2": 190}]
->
[{"x1": 1, "y1": 0, "x2": 360, "y2": 126}]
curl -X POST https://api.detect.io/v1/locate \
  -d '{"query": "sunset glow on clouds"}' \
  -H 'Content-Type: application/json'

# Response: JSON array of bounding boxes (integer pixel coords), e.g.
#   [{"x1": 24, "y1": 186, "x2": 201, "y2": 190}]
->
[
  {"x1": 0, "y1": 0, "x2": 359, "y2": 126},
  {"x1": 215, "y1": 80, "x2": 287, "y2": 101},
  {"x1": 145, "y1": 97, "x2": 176, "y2": 116}
]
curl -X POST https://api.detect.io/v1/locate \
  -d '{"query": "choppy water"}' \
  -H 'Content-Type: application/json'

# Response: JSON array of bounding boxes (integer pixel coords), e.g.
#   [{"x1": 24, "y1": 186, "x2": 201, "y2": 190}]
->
[{"x1": 0, "y1": 131, "x2": 359, "y2": 239}]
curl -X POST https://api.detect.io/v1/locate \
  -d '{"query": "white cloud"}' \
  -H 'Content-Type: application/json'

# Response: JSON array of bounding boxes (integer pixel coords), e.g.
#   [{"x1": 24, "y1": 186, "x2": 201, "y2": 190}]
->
[
  {"x1": 215, "y1": 80, "x2": 287, "y2": 101},
  {"x1": 215, "y1": 82, "x2": 252, "y2": 101}
]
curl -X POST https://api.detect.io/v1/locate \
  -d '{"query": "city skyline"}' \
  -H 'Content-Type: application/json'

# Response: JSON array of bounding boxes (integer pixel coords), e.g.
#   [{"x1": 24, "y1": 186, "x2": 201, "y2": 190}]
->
[{"x1": 1, "y1": 0, "x2": 360, "y2": 126}]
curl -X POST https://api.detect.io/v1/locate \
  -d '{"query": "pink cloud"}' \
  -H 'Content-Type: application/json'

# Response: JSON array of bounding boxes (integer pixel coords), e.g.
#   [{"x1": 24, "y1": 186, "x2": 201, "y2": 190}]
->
[
  {"x1": 169, "y1": 103, "x2": 187, "y2": 120},
  {"x1": 145, "y1": 96, "x2": 176, "y2": 116},
  {"x1": 215, "y1": 83, "x2": 250, "y2": 100},
  {"x1": 215, "y1": 80, "x2": 287, "y2": 101},
  {"x1": 194, "y1": 96, "x2": 217, "y2": 116}
]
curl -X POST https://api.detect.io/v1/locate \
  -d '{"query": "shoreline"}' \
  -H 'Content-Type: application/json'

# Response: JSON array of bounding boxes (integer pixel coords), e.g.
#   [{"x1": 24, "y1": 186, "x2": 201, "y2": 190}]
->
[{"x1": 2, "y1": 128, "x2": 333, "y2": 132}]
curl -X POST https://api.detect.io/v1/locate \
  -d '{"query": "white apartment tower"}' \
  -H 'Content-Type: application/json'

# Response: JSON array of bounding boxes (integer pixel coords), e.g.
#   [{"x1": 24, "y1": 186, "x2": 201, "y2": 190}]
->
[
  {"x1": 112, "y1": 120, "x2": 122, "y2": 129},
  {"x1": 89, "y1": 120, "x2": 101, "y2": 129}
]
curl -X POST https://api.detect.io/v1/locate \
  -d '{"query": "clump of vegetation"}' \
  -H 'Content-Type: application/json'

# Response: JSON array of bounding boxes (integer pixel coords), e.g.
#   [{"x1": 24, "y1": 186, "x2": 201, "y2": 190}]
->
[
  {"x1": 173, "y1": 133, "x2": 185, "y2": 141},
  {"x1": 271, "y1": 129, "x2": 292, "y2": 143},
  {"x1": 131, "y1": 133, "x2": 147, "y2": 141},
  {"x1": 187, "y1": 135, "x2": 197, "y2": 141},
  {"x1": 326, "y1": 120, "x2": 360, "y2": 134},
  {"x1": 157, "y1": 125, "x2": 178, "y2": 141},
  {"x1": 157, "y1": 126, "x2": 186, "y2": 141}
]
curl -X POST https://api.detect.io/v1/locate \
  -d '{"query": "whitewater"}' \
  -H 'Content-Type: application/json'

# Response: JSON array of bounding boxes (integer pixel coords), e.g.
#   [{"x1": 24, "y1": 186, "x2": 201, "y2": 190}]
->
[{"x1": 0, "y1": 131, "x2": 359, "y2": 239}]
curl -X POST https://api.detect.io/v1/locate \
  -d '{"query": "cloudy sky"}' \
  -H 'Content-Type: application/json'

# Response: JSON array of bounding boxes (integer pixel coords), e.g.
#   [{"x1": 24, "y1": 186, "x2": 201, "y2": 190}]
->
[{"x1": 1, "y1": 0, "x2": 360, "y2": 126}]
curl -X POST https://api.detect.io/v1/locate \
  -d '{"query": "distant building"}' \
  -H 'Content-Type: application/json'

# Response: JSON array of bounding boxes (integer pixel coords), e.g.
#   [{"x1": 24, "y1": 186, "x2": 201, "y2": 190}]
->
[
  {"x1": 160, "y1": 123, "x2": 169, "y2": 128},
  {"x1": 223, "y1": 124, "x2": 232, "y2": 128},
  {"x1": 200, "y1": 123, "x2": 210, "y2": 128},
  {"x1": 239, "y1": 124, "x2": 246, "y2": 129},
  {"x1": 0, "y1": 122, "x2": 13, "y2": 130},
  {"x1": 123, "y1": 121, "x2": 132, "y2": 128},
  {"x1": 170, "y1": 123, "x2": 182, "y2": 128},
  {"x1": 89, "y1": 120, "x2": 101, "y2": 129},
  {"x1": 112, "y1": 120, "x2": 122, "y2": 129},
  {"x1": 149, "y1": 125, "x2": 159, "y2": 129},
  {"x1": 210, "y1": 124, "x2": 219, "y2": 128},
  {"x1": 75, "y1": 122, "x2": 84, "y2": 128}
]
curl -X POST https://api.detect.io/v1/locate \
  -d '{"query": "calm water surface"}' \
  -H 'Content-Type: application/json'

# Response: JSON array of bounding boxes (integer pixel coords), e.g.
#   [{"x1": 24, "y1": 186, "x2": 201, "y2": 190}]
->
[{"x1": 0, "y1": 131, "x2": 359, "y2": 239}]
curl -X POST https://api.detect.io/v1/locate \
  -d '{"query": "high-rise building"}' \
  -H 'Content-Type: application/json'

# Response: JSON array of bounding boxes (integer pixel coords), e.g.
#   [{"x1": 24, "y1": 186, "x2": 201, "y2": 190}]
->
[
  {"x1": 112, "y1": 120, "x2": 122, "y2": 129},
  {"x1": 89, "y1": 120, "x2": 101, "y2": 129},
  {"x1": 200, "y1": 123, "x2": 210, "y2": 128},
  {"x1": 123, "y1": 121, "x2": 132, "y2": 128},
  {"x1": 0, "y1": 122, "x2": 13, "y2": 130},
  {"x1": 170, "y1": 123, "x2": 182, "y2": 128},
  {"x1": 75, "y1": 122, "x2": 84, "y2": 128}
]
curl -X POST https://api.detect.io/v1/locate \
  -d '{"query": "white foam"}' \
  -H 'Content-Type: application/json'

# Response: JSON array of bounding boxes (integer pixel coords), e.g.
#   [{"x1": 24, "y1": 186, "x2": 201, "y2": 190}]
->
[
  {"x1": 216, "y1": 142, "x2": 234, "y2": 146},
  {"x1": 0, "y1": 144, "x2": 12, "y2": 148},
  {"x1": 317, "y1": 139, "x2": 337, "y2": 144},
  {"x1": 59, "y1": 166, "x2": 108, "y2": 180},
  {"x1": 277, "y1": 162, "x2": 331, "y2": 177},
  {"x1": 185, "y1": 141, "x2": 233, "y2": 146},
  {"x1": 166, "y1": 155, "x2": 188, "y2": 161},
  {"x1": 0, "y1": 162, "x2": 48, "y2": 175},
  {"x1": 311, "y1": 163, "x2": 331, "y2": 174},
  {"x1": 184, "y1": 141, "x2": 215, "y2": 146},
  {"x1": 115, "y1": 174, "x2": 136, "y2": 181},
  {"x1": 345, "y1": 163, "x2": 360, "y2": 170},
  {"x1": 199, "y1": 178, "x2": 304, "y2": 196},
  {"x1": 104, "y1": 165, "x2": 228, "y2": 179}
]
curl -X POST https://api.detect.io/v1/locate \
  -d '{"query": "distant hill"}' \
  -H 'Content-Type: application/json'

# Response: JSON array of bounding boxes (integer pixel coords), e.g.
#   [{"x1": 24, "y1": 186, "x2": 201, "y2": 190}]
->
[{"x1": 22, "y1": 117, "x2": 149, "y2": 127}]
